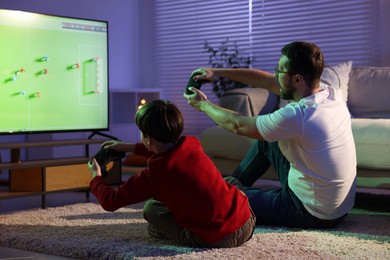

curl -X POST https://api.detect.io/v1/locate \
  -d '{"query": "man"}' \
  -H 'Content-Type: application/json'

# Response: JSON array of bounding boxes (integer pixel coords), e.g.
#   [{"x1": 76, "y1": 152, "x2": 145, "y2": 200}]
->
[{"x1": 184, "y1": 41, "x2": 356, "y2": 228}]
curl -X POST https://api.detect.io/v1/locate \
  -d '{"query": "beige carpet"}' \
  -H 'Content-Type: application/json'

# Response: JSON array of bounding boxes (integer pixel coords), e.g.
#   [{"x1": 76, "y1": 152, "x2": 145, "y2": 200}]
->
[{"x1": 0, "y1": 193, "x2": 389, "y2": 260}]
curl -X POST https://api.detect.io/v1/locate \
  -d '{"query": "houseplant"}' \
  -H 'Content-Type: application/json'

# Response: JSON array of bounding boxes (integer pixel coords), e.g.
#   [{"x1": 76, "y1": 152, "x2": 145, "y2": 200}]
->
[{"x1": 203, "y1": 38, "x2": 253, "y2": 98}]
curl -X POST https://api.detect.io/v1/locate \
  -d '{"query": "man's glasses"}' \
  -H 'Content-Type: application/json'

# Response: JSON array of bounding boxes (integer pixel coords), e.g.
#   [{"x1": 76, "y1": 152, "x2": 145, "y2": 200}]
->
[{"x1": 274, "y1": 66, "x2": 288, "y2": 77}]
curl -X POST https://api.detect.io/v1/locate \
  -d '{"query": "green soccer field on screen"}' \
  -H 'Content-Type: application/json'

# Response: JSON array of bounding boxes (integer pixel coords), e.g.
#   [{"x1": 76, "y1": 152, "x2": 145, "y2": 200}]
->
[{"x1": 0, "y1": 9, "x2": 109, "y2": 134}]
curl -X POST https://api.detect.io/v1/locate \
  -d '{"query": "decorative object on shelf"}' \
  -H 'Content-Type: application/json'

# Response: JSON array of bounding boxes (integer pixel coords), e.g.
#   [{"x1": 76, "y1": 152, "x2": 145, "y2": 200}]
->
[
  {"x1": 203, "y1": 38, "x2": 253, "y2": 98},
  {"x1": 137, "y1": 97, "x2": 147, "y2": 110}
]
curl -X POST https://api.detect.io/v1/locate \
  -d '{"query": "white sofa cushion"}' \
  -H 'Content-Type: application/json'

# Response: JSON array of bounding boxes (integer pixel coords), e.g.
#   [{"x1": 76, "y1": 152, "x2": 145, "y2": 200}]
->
[
  {"x1": 203, "y1": 119, "x2": 390, "y2": 171},
  {"x1": 348, "y1": 66, "x2": 390, "y2": 118},
  {"x1": 352, "y1": 118, "x2": 390, "y2": 169}
]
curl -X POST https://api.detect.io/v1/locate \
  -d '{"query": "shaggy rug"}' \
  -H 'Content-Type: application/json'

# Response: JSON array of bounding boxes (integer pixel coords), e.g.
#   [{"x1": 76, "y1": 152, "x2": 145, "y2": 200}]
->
[{"x1": 0, "y1": 192, "x2": 389, "y2": 260}]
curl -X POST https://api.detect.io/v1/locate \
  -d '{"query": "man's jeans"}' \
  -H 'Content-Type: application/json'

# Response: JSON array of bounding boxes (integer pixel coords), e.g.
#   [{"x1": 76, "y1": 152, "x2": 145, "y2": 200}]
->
[{"x1": 232, "y1": 140, "x2": 345, "y2": 228}]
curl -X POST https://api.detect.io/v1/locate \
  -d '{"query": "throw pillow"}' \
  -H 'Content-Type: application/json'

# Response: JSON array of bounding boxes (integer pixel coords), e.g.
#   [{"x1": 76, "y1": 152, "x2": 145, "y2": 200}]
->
[{"x1": 320, "y1": 60, "x2": 353, "y2": 103}]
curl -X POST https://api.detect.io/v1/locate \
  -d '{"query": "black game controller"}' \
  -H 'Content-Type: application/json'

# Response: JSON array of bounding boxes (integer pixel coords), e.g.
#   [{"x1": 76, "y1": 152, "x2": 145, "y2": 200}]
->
[
  {"x1": 185, "y1": 71, "x2": 205, "y2": 94},
  {"x1": 93, "y1": 148, "x2": 125, "y2": 177}
]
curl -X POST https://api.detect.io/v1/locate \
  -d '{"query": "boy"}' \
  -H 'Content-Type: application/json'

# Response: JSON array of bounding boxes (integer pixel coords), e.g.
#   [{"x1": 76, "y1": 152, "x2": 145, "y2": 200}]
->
[{"x1": 88, "y1": 100, "x2": 255, "y2": 248}]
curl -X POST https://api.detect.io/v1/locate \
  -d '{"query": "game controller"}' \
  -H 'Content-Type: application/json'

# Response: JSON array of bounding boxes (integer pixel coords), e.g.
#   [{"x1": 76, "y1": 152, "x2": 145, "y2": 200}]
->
[
  {"x1": 93, "y1": 148, "x2": 125, "y2": 177},
  {"x1": 185, "y1": 71, "x2": 205, "y2": 95}
]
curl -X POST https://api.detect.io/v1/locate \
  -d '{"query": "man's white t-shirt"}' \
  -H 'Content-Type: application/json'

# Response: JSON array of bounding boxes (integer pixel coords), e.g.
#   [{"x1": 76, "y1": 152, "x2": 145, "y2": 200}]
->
[{"x1": 256, "y1": 85, "x2": 356, "y2": 220}]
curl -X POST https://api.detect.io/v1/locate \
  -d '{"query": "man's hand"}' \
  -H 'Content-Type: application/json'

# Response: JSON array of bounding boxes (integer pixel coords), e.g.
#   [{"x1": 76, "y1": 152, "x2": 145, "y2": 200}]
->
[
  {"x1": 183, "y1": 87, "x2": 208, "y2": 111},
  {"x1": 183, "y1": 67, "x2": 217, "y2": 111},
  {"x1": 191, "y1": 68, "x2": 219, "y2": 82},
  {"x1": 88, "y1": 158, "x2": 102, "y2": 178}
]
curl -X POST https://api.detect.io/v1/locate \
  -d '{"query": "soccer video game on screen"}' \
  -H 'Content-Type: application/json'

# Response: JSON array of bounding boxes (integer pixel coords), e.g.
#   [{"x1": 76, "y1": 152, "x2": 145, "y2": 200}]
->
[{"x1": 0, "y1": 9, "x2": 109, "y2": 134}]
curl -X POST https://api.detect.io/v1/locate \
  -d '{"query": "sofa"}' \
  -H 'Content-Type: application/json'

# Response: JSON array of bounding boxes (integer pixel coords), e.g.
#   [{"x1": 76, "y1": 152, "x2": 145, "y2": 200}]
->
[{"x1": 200, "y1": 62, "x2": 390, "y2": 189}]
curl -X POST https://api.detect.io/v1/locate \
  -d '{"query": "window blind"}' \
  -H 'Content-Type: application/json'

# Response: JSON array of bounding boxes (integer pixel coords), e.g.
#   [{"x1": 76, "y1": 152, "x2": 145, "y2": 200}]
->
[
  {"x1": 251, "y1": 0, "x2": 380, "y2": 71},
  {"x1": 155, "y1": 0, "x2": 251, "y2": 136},
  {"x1": 155, "y1": 0, "x2": 380, "y2": 137}
]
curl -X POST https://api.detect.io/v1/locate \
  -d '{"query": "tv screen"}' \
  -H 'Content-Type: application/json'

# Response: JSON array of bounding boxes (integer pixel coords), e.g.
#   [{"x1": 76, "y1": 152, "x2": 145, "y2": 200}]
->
[{"x1": 0, "y1": 9, "x2": 109, "y2": 135}]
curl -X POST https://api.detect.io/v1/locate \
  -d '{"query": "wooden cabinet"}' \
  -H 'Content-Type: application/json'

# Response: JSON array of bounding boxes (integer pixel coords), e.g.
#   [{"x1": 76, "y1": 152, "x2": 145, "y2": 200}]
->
[{"x1": 0, "y1": 139, "x2": 121, "y2": 209}]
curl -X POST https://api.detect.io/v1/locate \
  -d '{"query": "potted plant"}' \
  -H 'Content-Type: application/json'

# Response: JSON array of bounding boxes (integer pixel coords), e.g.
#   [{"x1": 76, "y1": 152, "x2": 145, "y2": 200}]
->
[{"x1": 203, "y1": 38, "x2": 253, "y2": 98}]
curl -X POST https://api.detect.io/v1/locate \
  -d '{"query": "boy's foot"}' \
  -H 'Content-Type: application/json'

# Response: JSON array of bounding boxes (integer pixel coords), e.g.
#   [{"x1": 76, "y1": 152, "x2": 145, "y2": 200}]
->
[{"x1": 148, "y1": 224, "x2": 168, "y2": 239}]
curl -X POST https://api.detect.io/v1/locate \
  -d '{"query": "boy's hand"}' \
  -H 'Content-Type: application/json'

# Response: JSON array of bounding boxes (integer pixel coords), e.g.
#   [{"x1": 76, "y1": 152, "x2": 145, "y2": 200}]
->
[
  {"x1": 88, "y1": 158, "x2": 102, "y2": 178},
  {"x1": 101, "y1": 140, "x2": 132, "y2": 153},
  {"x1": 101, "y1": 140, "x2": 120, "y2": 150}
]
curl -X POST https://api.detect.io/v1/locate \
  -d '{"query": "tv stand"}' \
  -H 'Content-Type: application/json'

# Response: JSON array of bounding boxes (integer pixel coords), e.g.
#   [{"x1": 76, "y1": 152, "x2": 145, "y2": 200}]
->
[
  {"x1": 0, "y1": 138, "x2": 122, "y2": 210},
  {"x1": 88, "y1": 131, "x2": 119, "y2": 140}
]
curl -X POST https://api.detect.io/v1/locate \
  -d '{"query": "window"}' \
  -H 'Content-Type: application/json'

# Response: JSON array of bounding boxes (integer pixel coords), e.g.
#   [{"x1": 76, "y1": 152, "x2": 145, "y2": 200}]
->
[
  {"x1": 251, "y1": 0, "x2": 380, "y2": 71},
  {"x1": 155, "y1": 0, "x2": 380, "y2": 136}
]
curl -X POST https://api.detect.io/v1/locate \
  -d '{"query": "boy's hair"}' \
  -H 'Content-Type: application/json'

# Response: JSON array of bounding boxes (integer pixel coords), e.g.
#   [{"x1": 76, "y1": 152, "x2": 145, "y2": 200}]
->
[
  {"x1": 135, "y1": 100, "x2": 184, "y2": 143},
  {"x1": 281, "y1": 41, "x2": 324, "y2": 88}
]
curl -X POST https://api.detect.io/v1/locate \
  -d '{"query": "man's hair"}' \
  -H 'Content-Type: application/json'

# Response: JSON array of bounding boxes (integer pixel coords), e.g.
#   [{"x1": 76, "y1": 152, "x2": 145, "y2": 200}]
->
[
  {"x1": 135, "y1": 100, "x2": 183, "y2": 143},
  {"x1": 281, "y1": 41, "x2": 324, "y2": 87}
]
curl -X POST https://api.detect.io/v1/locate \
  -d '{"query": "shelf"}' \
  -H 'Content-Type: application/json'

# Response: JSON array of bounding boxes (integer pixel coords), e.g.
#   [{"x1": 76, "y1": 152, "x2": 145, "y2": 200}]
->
[
  {"x1": 0, "y1": 138, "x2": 121, "y2": 209},
  {"x1": 107, "y1": 88, "x2": 161, "y2": 142},
  {"x1": 0, "y1": 139, "x2": 105, "y2": 150},
  {"x1": 110, "y1": 89, "x2": 161, "y2": 124},
  {"x1": 0, "y1": 157, "x2": 90, "y2": 170}
]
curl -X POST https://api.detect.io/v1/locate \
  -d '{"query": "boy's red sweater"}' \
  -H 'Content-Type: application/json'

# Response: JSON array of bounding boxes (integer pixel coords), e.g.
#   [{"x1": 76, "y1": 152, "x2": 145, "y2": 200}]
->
[{"x1": 90, "y1": 136, "x2": 250, "y2": 244}]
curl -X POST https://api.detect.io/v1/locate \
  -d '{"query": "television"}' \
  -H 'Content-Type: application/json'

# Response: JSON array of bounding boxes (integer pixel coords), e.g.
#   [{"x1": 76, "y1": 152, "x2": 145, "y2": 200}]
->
[{"x1": 0, "y1": 9, "x2": 109, "y2": 135}]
